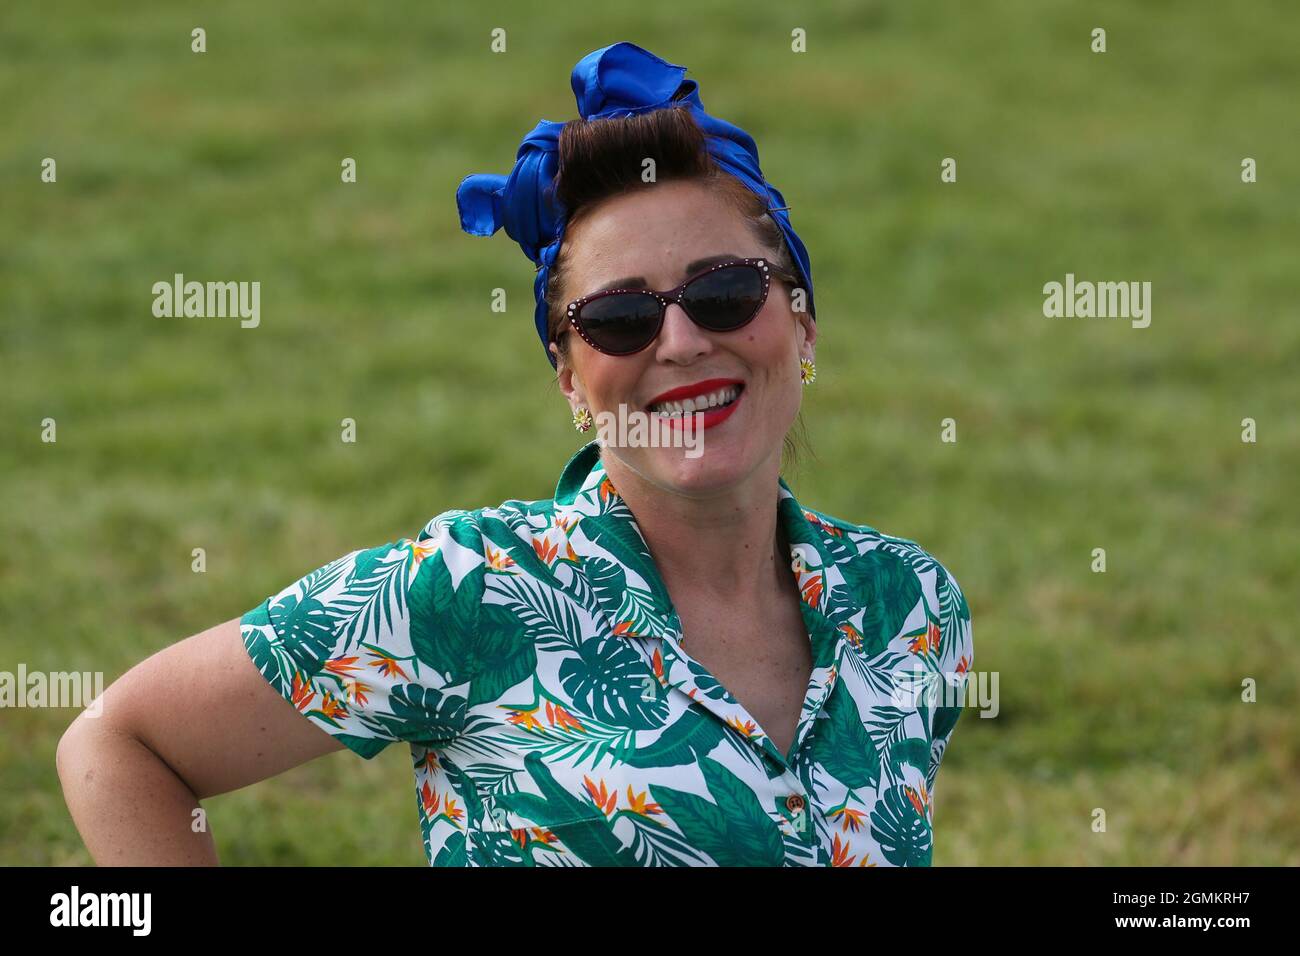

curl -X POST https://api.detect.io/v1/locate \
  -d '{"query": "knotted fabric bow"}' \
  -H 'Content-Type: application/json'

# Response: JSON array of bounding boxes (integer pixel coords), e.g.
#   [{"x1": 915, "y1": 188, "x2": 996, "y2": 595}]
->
[{"x1": 455, "y1": 41, "x2": 816, "y2": 369}]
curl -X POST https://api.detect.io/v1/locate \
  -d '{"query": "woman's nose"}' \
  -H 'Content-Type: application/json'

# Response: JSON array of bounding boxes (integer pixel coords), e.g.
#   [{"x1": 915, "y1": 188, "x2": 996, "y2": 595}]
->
[{"x1": 655, "y1": 303, "x2": 711, "y2": 359}]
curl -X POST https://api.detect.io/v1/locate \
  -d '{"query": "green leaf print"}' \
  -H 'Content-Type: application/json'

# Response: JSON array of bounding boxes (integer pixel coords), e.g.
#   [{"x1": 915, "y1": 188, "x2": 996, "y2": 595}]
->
[
  {"x1": 839, "y1": 549, "x2": 923, "y2": 655},
  {"x1": 370, "y1": 683, "x2": 465, "y2": 747},
  {"x1": 644, "y1": 786, "x2": 734, "y2": 864},
  {"x1": 501, "y1": 746, "x2": 622, "y2": 831},
  {"x1": 441, "y1": 511, "x2": 485, "y2": 554},
  {"x1": 241, "y1": 602, "x2": 292, "y2": 694},
  {"x1": 684, "y1": 658, "x2": 730, "y2": 701},
  {"x1": 470, "y1": 601, "x2": 539, "y2": 705},
  {"x1": 888, "y1": 737, "x2": 930, "y2": 778},
  {"x1": 487, "y1": 574, "x2": 584, "y2": 651},
  {"x1": 558, "y1": 635, "x2": 667, "y2": 730},
  {"x1": 699, "y1": 757, "x2": 787, "y2": 863},
  {"x1": 932, "y1": 700, "x2": 962, "y2": 746},
  {"x1": 237, "y1": 443, "x2": 972, "y2": 867},
  {"x1": 433, "y1": 830, "x2": 467, "y2": 867},
  {"x1": 478, "y1": 515, "x2": 563, "y2": 587},
  {"x1": 582, "y1": 554, "x2": 628, "y2": 608},
  {"x1": 440, "y1": 757, "x2": 486, "y2": 826},
  {"x1": 581, "y1": 510, "x2": 671, "y2": 607},
  {"x1": 340, "y1": 546, "x2": 409, "y2": 648},
  {"x1": 808, "y1": 682, "x2": 880, "y2": 790},
  {"x1": 936, "y1": 572, "x2": 970, "y2": 666},
  {"x1": 613, "y1": 586, "x2": 670, "y2": 640},
  {"x1": 648, "y1": 757, "x2": 785, "y2": 866},
  {"x1": 496, "y1": 790, "x2": 592, "y2": 828},
  {"x1": 503, "y1": 752, "x2": 638, "y2": 866},
  {"x1": 582, "y1": 556, "x2": 665, "y2": 638},
  {"x1": 331, "y1": 734, "x2": 389, "y2": 759},
  {"x1": 624, "y1": 708, "x2": 727, "y2": 769},
  {"x1": 870, "y1": 785, "x2": 932, "y2": 866},
  {"x1": 469, "y1": 832, "x2": 529, "y2": 866},
  {"x1": 408, "y1": 557, "x2": 479, "y2": 684},
  {"x1": 267, "y1": 591, "x2": 337, "y2": 678}
]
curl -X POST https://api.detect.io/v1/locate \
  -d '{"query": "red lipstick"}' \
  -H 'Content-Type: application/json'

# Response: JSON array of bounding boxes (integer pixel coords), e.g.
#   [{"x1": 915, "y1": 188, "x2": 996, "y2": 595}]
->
[
  {"x1": 646, "y1": 378, "x2": 745, "y2": 432},
  {"x1": 646, "y1": 378, "x2": 744, "y2": 408}
]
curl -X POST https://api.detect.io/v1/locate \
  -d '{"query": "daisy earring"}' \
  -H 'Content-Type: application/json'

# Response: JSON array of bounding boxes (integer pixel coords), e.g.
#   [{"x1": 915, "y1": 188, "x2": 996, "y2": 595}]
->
[
  {"x1": 572, "y1": 405, "x2": 594, "y2": 432},
  {"x1": 799, "y1": 356, "x2": 817, "y2": 385}
]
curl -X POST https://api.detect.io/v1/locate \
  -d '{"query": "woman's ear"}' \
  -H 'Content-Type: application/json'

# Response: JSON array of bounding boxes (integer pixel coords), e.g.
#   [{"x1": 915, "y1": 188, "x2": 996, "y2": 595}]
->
[
  {"x1": 797, "y1": 313, "x2": 817, "y2": 358},
  {"x1": 552, "y1": 341, "x2": 585, "y2": 408}
]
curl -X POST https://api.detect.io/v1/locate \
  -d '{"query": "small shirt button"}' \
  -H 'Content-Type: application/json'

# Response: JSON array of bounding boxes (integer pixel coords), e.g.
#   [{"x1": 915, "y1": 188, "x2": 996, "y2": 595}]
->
[{"x1": 785, "y1": 794, "x2": 806, "y2": 814}]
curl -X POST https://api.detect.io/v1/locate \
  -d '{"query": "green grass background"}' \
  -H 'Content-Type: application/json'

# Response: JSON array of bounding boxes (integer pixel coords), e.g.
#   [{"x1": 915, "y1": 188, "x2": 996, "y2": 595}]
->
[{"x1": 2, "y1": 0, "x2": 1297, "y2": 865}]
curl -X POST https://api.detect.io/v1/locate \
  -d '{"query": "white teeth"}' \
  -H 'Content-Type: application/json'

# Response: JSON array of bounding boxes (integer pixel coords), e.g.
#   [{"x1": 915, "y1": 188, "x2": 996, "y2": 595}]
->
[{"x1": 650, "y1": 385, "x2": 740, "y2": 417}]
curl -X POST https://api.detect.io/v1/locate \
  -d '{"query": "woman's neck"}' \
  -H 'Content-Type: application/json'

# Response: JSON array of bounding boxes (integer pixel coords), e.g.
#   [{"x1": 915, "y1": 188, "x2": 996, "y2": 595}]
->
[{"x1": 598, "y1": 447, "x2": 789, "y2": 604}]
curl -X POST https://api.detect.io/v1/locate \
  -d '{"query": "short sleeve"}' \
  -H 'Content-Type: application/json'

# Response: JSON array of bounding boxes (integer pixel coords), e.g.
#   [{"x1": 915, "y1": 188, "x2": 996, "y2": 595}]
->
[
  {"x1": 240, "y1": 510, "x2": 486, "y2": 759},
  {"x1": 926, "y1": 564, "x2": 973, "y2": 796}
]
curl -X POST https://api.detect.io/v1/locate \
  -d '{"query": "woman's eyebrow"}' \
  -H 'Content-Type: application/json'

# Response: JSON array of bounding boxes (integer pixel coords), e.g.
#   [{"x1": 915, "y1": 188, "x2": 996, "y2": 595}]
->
[{"x1": 592, "y1": 253, "x2": 740, "y2": 293}]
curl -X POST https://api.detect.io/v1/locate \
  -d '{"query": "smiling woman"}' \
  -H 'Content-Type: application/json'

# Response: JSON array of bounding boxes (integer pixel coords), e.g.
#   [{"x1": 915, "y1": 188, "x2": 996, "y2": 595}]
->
[{"x1": 58, "y1": 40, "x2": 973, "y2": 869}]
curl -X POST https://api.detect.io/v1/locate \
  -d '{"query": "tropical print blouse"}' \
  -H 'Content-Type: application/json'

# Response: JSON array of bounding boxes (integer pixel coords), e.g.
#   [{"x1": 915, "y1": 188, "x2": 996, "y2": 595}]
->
[{"x1": 240, "y1": 441, "x2": 974, "y2": 867}]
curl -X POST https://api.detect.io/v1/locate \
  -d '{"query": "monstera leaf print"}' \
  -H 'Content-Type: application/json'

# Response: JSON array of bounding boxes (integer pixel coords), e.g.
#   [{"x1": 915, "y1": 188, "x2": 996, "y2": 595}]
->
[
  {"x1": 267, "y1": 590, "x2": 339, "y2": 677},
  {"x1": 366, "y1": 682, "x2": 466, "y2": 748},
  {"x1": 469, "y1": 831, "x2": 529, "y2": 867},
  {"x1": 240, "y1": 601, "x2": 295, "y2": 694},
  {"x1": 558, "y1": 633, "x2": 667, "y2": 730},
  {"x1": 238, "y1": 443, "x2": 972, "y2": 867},
  {"x1": 870, "y1": 784, "x2": 933, "y2": 866},
  {"x1": 581, "y1": 554, "x2": 627, "y2": 607}
]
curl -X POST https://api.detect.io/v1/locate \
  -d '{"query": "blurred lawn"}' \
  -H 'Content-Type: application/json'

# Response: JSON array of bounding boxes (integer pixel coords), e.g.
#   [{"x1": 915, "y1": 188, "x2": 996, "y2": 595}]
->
[{"x1": 2, "y1": 0, "x2": 1298, "y2": 865}]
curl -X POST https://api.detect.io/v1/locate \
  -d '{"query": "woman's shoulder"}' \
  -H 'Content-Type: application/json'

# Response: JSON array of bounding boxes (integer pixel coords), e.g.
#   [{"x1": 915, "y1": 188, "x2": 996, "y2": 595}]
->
[
  {"x1": 403, "y1": 492, "x2": 575, "y2": 581},
  {"x1": 801, "y1": 503, "x2": 962, "y2": 584},
  {"x1": 413, "y1": 492, "x2": 563, "y2": 549},
  {"x1": 796, "y1": 502, "x2": 972, "y2": 659}
]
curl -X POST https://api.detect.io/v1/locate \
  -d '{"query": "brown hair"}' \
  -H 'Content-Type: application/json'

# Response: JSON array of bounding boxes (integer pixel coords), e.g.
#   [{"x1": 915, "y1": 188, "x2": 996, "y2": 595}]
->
[{"x1": 543, "y1": 104, "x2": 815, "y2": 474}]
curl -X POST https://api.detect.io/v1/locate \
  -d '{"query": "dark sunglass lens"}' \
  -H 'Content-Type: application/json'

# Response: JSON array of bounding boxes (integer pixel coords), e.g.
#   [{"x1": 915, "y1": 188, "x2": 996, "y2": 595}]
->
[
  {"x1": 577, "y1": 293, "x2": 662, "y2": 353},
  {"x1": 682, "y1": 264, "x2": 765, "y2": 330}
]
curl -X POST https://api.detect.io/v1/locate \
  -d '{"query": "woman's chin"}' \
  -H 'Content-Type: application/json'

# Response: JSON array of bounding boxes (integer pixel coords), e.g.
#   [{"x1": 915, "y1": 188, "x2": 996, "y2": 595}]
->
[{"x1": 634, "y1": 440, "x2": 755, "y2": 496}]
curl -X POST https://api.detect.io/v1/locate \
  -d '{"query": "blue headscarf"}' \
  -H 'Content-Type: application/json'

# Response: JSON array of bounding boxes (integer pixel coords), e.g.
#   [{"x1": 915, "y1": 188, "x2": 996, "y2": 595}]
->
[{"x1": 455, "y1": 41, "x2": 816, "y2": 369}]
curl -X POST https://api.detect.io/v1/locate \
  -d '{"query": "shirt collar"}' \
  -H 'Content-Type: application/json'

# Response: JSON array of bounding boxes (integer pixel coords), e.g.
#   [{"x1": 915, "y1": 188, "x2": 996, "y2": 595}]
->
[
  {"x1": 553, "y1": 439, "x2": 610, "y2": 507},
  {"x1": 551, "y1": 440, "x2": 846, "y2": 655},
  {"x1": 554, "y1": 438, "x2": 807, "y2": 518}
]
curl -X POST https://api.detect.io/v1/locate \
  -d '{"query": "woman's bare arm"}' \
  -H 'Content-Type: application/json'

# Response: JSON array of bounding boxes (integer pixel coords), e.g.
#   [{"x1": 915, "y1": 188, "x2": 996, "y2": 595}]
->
[{"x1": 56, "y1": 617, "x2": 345, "y2": 865}]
